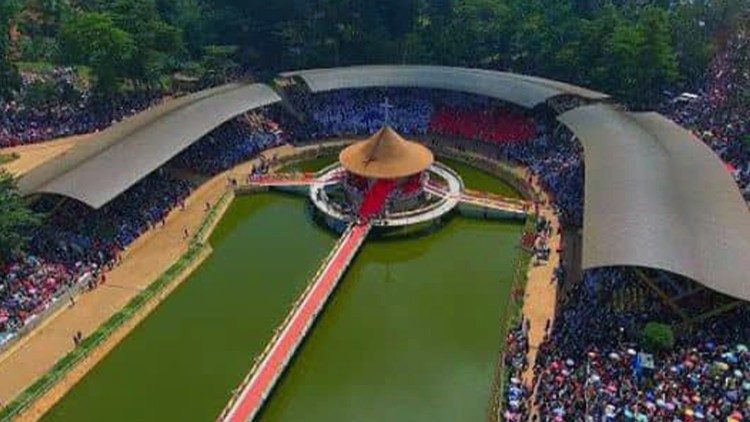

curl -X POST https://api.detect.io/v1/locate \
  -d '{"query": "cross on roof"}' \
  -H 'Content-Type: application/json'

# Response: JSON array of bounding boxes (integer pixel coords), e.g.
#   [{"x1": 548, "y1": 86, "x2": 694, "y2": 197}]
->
[{"x1": 381, "y1": 97, "x2": 394, "y2": 126}]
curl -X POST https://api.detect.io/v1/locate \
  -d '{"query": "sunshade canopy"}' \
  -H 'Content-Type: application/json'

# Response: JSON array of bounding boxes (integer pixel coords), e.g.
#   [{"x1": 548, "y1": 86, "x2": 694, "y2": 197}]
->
[{"x1": 339, "y1": 126, "x2": 434, "y2": 179}]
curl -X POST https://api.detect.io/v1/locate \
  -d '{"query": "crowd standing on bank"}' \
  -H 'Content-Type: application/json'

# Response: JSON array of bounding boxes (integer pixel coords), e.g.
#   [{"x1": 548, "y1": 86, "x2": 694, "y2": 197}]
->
[{"x1": 517, "y1": 23, "x2": 750, "y2": 422}]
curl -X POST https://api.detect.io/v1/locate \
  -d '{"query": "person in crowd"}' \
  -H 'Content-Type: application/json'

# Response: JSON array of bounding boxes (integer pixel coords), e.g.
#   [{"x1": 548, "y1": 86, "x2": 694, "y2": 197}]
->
[{"x1": 0, "y1": 67, "x2": 164, "y2": 147}]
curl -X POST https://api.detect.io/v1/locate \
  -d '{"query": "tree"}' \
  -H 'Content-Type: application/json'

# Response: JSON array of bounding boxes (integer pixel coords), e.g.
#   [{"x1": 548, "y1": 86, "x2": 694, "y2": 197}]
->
[
  {"x1": 633, "y1": 6, "x2": 679, "y2": 107},
  {"x1": 200, "y1": 45, "x2": 239, "y2": 85},
  {"x1": 642, "y1": 322, "x2": 675, "y2": 352},
  {"x1": 0, "y1": 0, "x2": 21, "y2": 99},
  {"x1": 446, "y1": 0, "x2": 513, "y2": 67},
  {"x1": 0, "y1": 172, "x2": 40, "y2": 265},
  {"x1": 670, "y1": 1, "x2": 714, "y2": 90},
  {"x1": 59, "y1": 12, "x2": 135, "y2": 94},
  {"x1": 105, "y1": 0, "x2": 185, "y2": 88},
  {"x1": 608, "y1": 20, "x2": 643, "y2": 103}
]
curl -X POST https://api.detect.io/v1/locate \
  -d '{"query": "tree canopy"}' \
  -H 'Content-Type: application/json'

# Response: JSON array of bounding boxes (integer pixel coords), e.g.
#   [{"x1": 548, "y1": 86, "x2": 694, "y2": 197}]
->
[
  {"x1": 4, "y1": 0, "x2": 749, "y2": 107},
  {"x1": 0, "y1": 172, "x2": 40, "y2": 265},
  {"x1": 59, "y1": 11, "x2": 135, "y2": 93},
  {"x1": 0, "y1": 0, "x2": 22, "y2": 98}
]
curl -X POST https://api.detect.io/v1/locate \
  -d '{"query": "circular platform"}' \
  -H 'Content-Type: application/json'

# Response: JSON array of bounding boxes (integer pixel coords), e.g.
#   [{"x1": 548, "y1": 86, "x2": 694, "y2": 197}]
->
[{"x1": 310, "y1": 162, "x2": 463, "y2": 228}]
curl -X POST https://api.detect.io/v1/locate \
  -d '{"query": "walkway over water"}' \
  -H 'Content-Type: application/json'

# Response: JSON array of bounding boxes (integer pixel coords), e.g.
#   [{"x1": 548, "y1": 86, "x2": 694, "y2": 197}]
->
[
  {"x1": 219, "y1": 222, "x2": 370, "y2": 422},
  {"x1": 459, "y1": 189, "x2": 528, "y2": 215},
  {"x1": 246, "y1": 173, "x2": 319, "y2": 187},
  {"x1": 426, "y1": 182, "x2": 528, "y2": 217}
]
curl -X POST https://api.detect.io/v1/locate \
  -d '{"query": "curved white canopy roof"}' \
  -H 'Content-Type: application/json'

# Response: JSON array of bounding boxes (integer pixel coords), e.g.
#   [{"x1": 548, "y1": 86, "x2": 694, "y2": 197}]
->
[
  {"x1": 281, "y1": 65, "x2": 609, "y2": 108},
  {"x1": 21, "y1": 83, "x2": 280, "y2": 208},
  {"x1": 558, "y1": 104, "x2": 750, "y2": 301}
]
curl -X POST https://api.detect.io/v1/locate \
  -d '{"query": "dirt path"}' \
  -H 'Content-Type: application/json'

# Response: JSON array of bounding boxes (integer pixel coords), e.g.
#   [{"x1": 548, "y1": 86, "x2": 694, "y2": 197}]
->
[
  {"x1": 0, "y1": 144, "x2": 309, "y2": 419},
  {"x1": 0, "y1": 134, "x2": 93, "y2": 177},
  {"x1": 16, "y1": 245, "x2": 213, "y2": 422},
  {"x1": 521, "y1": 175, "x2": 561, "y2": 384}
]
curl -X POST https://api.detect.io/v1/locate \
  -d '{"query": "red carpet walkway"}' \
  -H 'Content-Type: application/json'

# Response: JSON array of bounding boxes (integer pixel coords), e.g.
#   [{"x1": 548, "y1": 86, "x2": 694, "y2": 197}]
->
[
  {"x1": 359, "y1": 179, "x2": 397, "y2": 220},
  {"x1": 219, "y1": 222, "x2": 371, "y2": 422}
]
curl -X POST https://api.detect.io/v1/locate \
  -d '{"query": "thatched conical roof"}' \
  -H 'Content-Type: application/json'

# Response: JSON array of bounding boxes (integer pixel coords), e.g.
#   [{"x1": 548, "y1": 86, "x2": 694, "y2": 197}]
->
[{"x1": 339, "y1": 126, "x2": 434, "y2": 179}]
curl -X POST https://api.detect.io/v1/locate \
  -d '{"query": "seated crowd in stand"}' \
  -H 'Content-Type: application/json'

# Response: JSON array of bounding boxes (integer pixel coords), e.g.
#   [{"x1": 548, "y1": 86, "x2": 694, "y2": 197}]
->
[
  {"x1": 0, "y1": 64, "x2": 259, "y2": 148},
  {"x1": 0, "y1": 114, "x2": 285, "y2": 344},
  {"x1": 288, "y1": 87, "x2": 585, "y2": 227},
  {"x1": 286, "y1": 88, "x2": 435, "y2": 139},
  {"x1": 173, "y1": 111, "x2": 285, "y2": 175},
  {"x1": 429, "y1": 106, "x2": 537, "y2": 144},
  {"x1": 0, "y1": 170, "x2": 193, "y2": 340}
]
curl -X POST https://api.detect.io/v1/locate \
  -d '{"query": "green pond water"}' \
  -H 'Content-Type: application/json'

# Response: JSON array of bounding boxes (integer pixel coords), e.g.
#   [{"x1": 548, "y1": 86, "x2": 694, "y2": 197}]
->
[
  {"x1": 441, "y1": 158, "x2": 522, "y2": 198},
  {"x1": 43, "y1": 161, "x2": 523, "y2": 422},
  {"x1": 43, "y1": 195, "x2": 337, "y2": 422}
]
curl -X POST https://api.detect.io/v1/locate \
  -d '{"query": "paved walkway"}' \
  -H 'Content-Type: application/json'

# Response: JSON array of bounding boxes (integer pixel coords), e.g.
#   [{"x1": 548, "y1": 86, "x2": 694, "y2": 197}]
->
[{"x1": 221, "y1": 223, "x2": 370, "y2": 422}]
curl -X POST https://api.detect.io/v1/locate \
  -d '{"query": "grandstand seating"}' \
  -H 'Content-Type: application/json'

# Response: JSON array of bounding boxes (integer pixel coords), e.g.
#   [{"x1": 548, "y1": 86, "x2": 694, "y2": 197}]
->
[{"x1": 429, "y1": 106, "x2": 537, "y2": 143}]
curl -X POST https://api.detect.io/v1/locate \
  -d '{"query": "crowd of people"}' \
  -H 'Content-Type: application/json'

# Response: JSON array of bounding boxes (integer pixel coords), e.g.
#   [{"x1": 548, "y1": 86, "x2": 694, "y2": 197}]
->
[
  {"x1": 503, "y1": 320, "x2": 532, "y2": 421},
  {"x1": 173, "y1": 112, "x2": 285, "y2": 176},
  {"x1": 289, "y1": 88, "x2": 585, "y2": 227},
  {"x1": 515, "y1": 21, "x2": 750, "y2": 422},
  {"x1": 0, "y1": 107, "x2": 289, "y2": 344},
  {"x1": 429, "y1": 106, "x2": 537, "y2": 144},
  {"x1": 0, "y1": 170, "x2": 193, "y2": 342},
  {"x1": 661, "y1": 17, "x2": 750, "y2": 201},
  {"x1": 525, "y1": 268, "x2": 750, "y2": 421},
  {"x1": 288, "y1": 88, "x2": 436, "y2": 139},
  {"x1": 0, "y1": 67, "x2": 165, "y2": 147}
]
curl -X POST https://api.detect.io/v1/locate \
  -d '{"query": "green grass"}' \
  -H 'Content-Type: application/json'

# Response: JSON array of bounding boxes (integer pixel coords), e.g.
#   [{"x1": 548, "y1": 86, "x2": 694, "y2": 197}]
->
[
  {"x1": 0, "y1": 153, "x2": 19, "y2": 165},
  {"x1": 439, "y1": 158, "x2": 523, "y2": 198},
  {"x1": 16, "y1": 62, "x2": 93, "y2": 82}
]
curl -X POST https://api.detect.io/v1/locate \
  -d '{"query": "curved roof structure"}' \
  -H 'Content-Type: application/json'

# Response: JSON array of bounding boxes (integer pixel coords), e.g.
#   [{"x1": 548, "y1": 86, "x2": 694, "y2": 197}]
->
[
  {"x1": 281, "y1": 65, "x2": 609, "y2": 108},
  {"x1": 20, "y1": 83, "x2": 281, "y2": 208},
  {"x1": 340, "y1": 126, "x2": 434, "y2": 179},
  {"x1": 558, "y1": 104, "x2": 750, "y2": 301}
]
